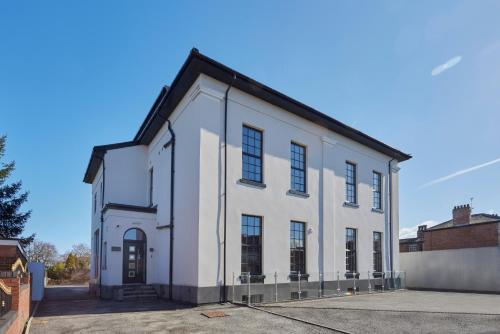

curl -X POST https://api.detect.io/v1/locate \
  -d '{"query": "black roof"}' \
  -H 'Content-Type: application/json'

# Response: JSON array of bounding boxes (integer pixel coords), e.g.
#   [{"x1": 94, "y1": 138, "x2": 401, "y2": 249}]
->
[
  {"x1": 429, "y1": 213, "x2": 500, "y2": 230},
  {"x1": 84, "y1": 48, "x2": 411, "y2": 184}
]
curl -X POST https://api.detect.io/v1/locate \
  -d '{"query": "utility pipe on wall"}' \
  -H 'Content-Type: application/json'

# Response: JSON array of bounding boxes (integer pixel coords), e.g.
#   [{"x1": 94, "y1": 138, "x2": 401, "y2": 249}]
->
[
  {"x1": 222, "y1": 74, "x2": 236, "y2": 303},
  {"x1": 98, "y1": 156, "x2": 106, "y2": 297},
  {"x1": 388, "y1": 158, "x2": 395, "y2": 273},
  {"x1": 163, "y1": 120, "x2": 176, "y2": 300}
]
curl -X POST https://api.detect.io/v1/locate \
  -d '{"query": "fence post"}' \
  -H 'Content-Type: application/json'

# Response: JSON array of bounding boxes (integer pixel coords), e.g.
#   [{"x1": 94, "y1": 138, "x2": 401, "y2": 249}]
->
[
  {"x1": 298, "y1": 271, "x2": 302, "y2": 300},
  {"x1": 368, "y1": 271, "x2": 371, "y2": 294},
  {"x1": 336, "y1": 271, "x2": 341, "y2": 296},
  {"x1": 353, "y1": 272, "x2": 356, "y2": 295},
  {"x1": 318, "y1": 272, "x2": 323, "y2": 298},
  {"x1": 247, "y1": 273, "x2": 251, "y2": 305},
  {"x1": 232, "y1": 272, "x2": 235, "y2": 303},
  {"x1": 382, "y1": 272, "x2": 385, "y2": 292},
  {"x1": 274, "y1": 272, "x2": 278, "y2": 302}
]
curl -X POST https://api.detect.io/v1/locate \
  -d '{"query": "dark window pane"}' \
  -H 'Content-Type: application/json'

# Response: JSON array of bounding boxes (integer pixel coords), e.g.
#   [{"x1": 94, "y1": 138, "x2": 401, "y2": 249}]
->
[
  {"x1": 346, "y1": 228, "x2": 357, "y2": 273},
  {"x1": 290, "y1": 143, "x2": 306, "y2": 192},
  {"x1": 373, "y1": 232, "x2": 382, "y2": 272},
  {"x1": 290, "y1": 221, "x2": 306, "y2": 274},
  {"x1": 345, "y1": 162, "x2": 357, "y2": 203},
  {"x1": 124, "y1": 228, "x2": 146, "y2": 241},
  {"x1": 242, "y1": 126, "x2": 263, "y2": 183},
  {"x1": 372, "y1": 172, "x2": 382, "y2": 209},
  {"x1": 241, "y1": 215, "x2": 262, "y2": 275}
]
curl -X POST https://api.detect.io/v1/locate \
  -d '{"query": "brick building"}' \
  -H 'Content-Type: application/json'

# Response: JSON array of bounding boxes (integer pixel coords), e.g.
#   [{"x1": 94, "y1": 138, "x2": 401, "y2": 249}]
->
[
  {"x1": 400, "y1": 204, "x2": 500, "y2": 252},
  {"x1": 0, "y1": 238, "x2": 31, "y2": 334}
]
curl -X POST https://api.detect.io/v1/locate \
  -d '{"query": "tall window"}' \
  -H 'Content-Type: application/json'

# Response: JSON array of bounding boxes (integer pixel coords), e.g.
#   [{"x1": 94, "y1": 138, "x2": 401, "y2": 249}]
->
[
  {"x1": 372, "y1": 172, "x2": 382, "y2": 210},
  {"x1": 94, "y1": 229, "x2": 100, "y2": 278},
  {"x1": 149, "y1": 168, "x2": 154, "y2": 207},
  {"x1": 241, "y1": 215, "x2": 262, "y2": 275},
  {"x1": 346, "y1": 228, "x2": 357, "y2": 273},
  {"x1": 93, "y1": 193, "x2": 97, "y2": 214},
  {"x1": 345, "y1": 162, "x2": 357, "y2": 204},
  {"x1": 242, "y1": 125, "x2": 263, "y2": 183},
  {"x1": 373, "y1": 232, "x2": 382, "y2": 273},
  {"x1": 290, "y1": 143, "x2": 306, "y2": 193},
  {"x1": 290, "y1": 221, "x2": 306, "y2": 275}
]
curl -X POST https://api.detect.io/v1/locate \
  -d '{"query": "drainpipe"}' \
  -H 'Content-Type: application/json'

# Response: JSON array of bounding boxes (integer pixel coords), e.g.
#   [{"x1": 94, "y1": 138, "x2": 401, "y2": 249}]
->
[
  {"x1": 163, "y1": 121, "x2": 176, "y2": 300},
  {"x1": 388, "y1": 158, "x2": 395, "y2": 273},
  {"x1": 222, "y1": 74, "x2": 236, "y2": 303},
  {"x1": 98, "y1": 156, "x2": 106, "y2": 297}
]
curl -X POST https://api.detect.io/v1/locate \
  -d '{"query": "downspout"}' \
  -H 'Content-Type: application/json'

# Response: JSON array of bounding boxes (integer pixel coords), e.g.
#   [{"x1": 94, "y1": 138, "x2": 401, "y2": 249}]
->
[
  {"x1": 163, "y1": 120, "x2": 176, "y2": 300},
  {"x1": 388, "y1": 158, "x2": 395, "y2": 273},
  {"x1": 222, "y1": 75, "x2": 236, "y2": 303},
  {"x1": 98, "y1": 156, "x2": 105, "y2": 297}
]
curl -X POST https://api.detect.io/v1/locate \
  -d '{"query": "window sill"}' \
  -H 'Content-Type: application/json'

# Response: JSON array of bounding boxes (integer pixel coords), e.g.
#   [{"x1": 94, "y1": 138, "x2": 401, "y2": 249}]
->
[
  {"x1": 238, "y1": 179, "x2": 267, "y2": 189},
  {"x1": 343, "y1": 202, "x2": 359, "y2": 208},
  {"x1": 288, "y1": 273, "x2": 310, "y2": 281},
  {"x1": 287, "y1": 190, "x2": 310, "y2": 198},
  {"x1": 345, "y1": 272, "x2": 360, "y2": 279},
  {"x1": 239, "y1": 274, "x2": 266, "y2": 283},
  {"x1": 371, "y1": 208, "x2": 384, "y2": 214}
]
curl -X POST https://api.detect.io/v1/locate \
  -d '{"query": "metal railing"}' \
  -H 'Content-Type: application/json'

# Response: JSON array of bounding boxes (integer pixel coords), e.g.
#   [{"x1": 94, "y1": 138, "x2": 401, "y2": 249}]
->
[
  {"x1": 0, "y1": 281, "x2": 12, "y2": 317},
  {"x1": 231, "y1": 271, "x2": 406, "y2": 305}
]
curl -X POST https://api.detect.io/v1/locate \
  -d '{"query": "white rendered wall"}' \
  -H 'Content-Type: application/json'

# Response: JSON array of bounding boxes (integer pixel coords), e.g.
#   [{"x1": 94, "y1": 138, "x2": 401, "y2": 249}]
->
[
  {"x1": 92, "y1": 78, "x2": 204, "y2": 288},
  {"x1": 90, "y1": 165, "x2": 103, "y2": 284},
  {"x1": 194, "y1": 74, "x2": 400, "y2": 287},
  {"x1": 27, "y1": 262, "x2": 45, "y2": 301},
  {"x1": 100, "y1": 209, "x2": 158, "y2": 286},
  {"x1": 90, "y1": 73, "x2": 402, "y2": 290},
  {"x1": 400, "y1": 247, "x2": 500, "y2": 292},
  {"x1": 105, "y1": 146, "x2": 148, "y2": 207}
]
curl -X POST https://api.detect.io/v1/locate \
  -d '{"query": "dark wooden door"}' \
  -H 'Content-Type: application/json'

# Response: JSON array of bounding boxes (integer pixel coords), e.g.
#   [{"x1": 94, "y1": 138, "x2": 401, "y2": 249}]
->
[{"x1": 123, "y1": 240, "x2": 146, "y2": 284}]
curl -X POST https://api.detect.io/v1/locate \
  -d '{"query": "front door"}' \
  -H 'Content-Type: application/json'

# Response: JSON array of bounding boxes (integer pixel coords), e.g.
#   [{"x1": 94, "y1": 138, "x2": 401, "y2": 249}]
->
[{"x1": 123, "y1": 228, "x2": 146, "y2": 284}]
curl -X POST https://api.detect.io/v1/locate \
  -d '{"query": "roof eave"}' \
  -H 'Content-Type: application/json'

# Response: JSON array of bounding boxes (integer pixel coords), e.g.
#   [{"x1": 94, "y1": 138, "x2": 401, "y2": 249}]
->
[{"x1": 134, "y1": 49, "x2": 412, "y2": 162}]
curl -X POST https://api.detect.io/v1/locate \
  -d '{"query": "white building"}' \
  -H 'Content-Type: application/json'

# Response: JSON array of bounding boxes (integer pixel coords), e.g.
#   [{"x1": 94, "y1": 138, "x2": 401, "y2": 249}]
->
[{"x1": 83, "y1": 49, "x2": 411, "y2": 303}]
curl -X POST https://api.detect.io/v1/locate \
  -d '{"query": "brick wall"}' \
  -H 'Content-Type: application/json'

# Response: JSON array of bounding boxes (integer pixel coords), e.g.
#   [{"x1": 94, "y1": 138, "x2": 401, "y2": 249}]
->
[
  {"x1": 423, "y1": 222, "x2": 499, "y2": 251},
  {"x1": 2, "y1": 275, "x2": 31, "y2": 334}
]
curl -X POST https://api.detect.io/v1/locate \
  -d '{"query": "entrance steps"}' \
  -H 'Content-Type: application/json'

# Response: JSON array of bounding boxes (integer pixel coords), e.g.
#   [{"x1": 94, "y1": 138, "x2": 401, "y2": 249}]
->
[{"x1": 122, "y1": 284, "x2": 158, "y2": 300}]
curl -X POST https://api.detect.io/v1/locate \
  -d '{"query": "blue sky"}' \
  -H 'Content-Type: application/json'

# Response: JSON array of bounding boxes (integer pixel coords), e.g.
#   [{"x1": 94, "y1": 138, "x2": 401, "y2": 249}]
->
[{"x1": 2, "y1": 1, "x2": 500, "y2": 252}]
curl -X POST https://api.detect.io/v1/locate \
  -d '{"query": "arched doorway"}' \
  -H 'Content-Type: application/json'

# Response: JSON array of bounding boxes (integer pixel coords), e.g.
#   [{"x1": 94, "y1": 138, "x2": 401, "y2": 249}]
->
[{"x1": 123, "y1": 228, "x2": 146, "y2": 284}]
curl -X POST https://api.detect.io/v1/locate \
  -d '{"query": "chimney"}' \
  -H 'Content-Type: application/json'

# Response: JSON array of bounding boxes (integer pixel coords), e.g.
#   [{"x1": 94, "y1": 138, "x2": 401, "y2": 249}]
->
[
  {"x1": 417, "y1": 225, "x2": 427, "y2": 239},
  {"x1": 452, "y1": 204, "x2": 471, "y2": 226}
]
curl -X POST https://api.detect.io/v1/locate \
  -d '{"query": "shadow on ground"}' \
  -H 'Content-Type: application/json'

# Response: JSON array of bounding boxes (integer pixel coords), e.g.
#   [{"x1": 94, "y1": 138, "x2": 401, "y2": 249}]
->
[{"x1": 38, "y1": 285, "x2": 192, "y2": 317}]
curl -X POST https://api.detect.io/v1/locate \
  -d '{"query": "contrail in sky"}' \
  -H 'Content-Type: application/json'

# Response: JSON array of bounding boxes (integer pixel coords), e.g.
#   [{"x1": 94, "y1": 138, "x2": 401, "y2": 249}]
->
[
  {"x1": 431, "y1": 56, "x2": 462, "y2": 76},
  {"x1": 419, "y1": 157, "x2": 500, "y2": 189}
]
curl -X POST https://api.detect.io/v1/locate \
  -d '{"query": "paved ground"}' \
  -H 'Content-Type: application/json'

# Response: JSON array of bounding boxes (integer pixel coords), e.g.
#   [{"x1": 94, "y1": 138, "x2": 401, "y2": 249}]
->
[
  {"x1": 29, "y1": 287, "x2": 500, "y2": 333},
  {"x1": 261, "y1": 290, "x2": 500, "y2": 333},
  {"x1": 44, "y1": 284, "x2": 93, "y2": 301}
]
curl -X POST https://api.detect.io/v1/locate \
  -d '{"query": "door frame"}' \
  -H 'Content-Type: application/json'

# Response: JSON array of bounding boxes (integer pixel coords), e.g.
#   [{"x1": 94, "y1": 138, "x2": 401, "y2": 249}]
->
[{"x1": 122, "y1": 228, "x2": 147, "y2": 285}]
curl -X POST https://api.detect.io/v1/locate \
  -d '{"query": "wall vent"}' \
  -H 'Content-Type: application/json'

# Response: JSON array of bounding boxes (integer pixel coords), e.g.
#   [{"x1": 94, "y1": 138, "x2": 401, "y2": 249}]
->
[{"x1": 242, "y1": 294, "x2": 263, "y2": 304}]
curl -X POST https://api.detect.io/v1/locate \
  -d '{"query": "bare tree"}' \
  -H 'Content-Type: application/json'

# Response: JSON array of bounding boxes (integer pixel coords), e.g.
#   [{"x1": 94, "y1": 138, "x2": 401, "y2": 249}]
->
[
  {"x1": 70, "y1": 243, "x2": 90, "y2": 258},
  {"x1": 66, "y1": 243, "x2": 91, "y2": 269},
  {"x1": 25, "y1": 240, "x2": 58, "y2": 266}
]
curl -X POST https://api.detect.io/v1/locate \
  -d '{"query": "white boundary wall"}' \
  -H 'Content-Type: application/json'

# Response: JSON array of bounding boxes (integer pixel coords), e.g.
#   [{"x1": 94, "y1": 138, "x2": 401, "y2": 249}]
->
[
  {"x1": 27, "y1": 262, "x2": 45, "y2": 301},
  {"x1": 400, "y1": 247, "x2": 500, "y2": 293}
]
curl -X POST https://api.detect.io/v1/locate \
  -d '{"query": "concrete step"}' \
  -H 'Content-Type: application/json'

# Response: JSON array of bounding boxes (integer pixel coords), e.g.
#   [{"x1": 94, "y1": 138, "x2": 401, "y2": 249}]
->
[
  {"x1": 122, "y1": 285, "x2": 158, "y2": 300},
  {"x1": 123, "y1": 290, "x2": 157, "y2": 297}
]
